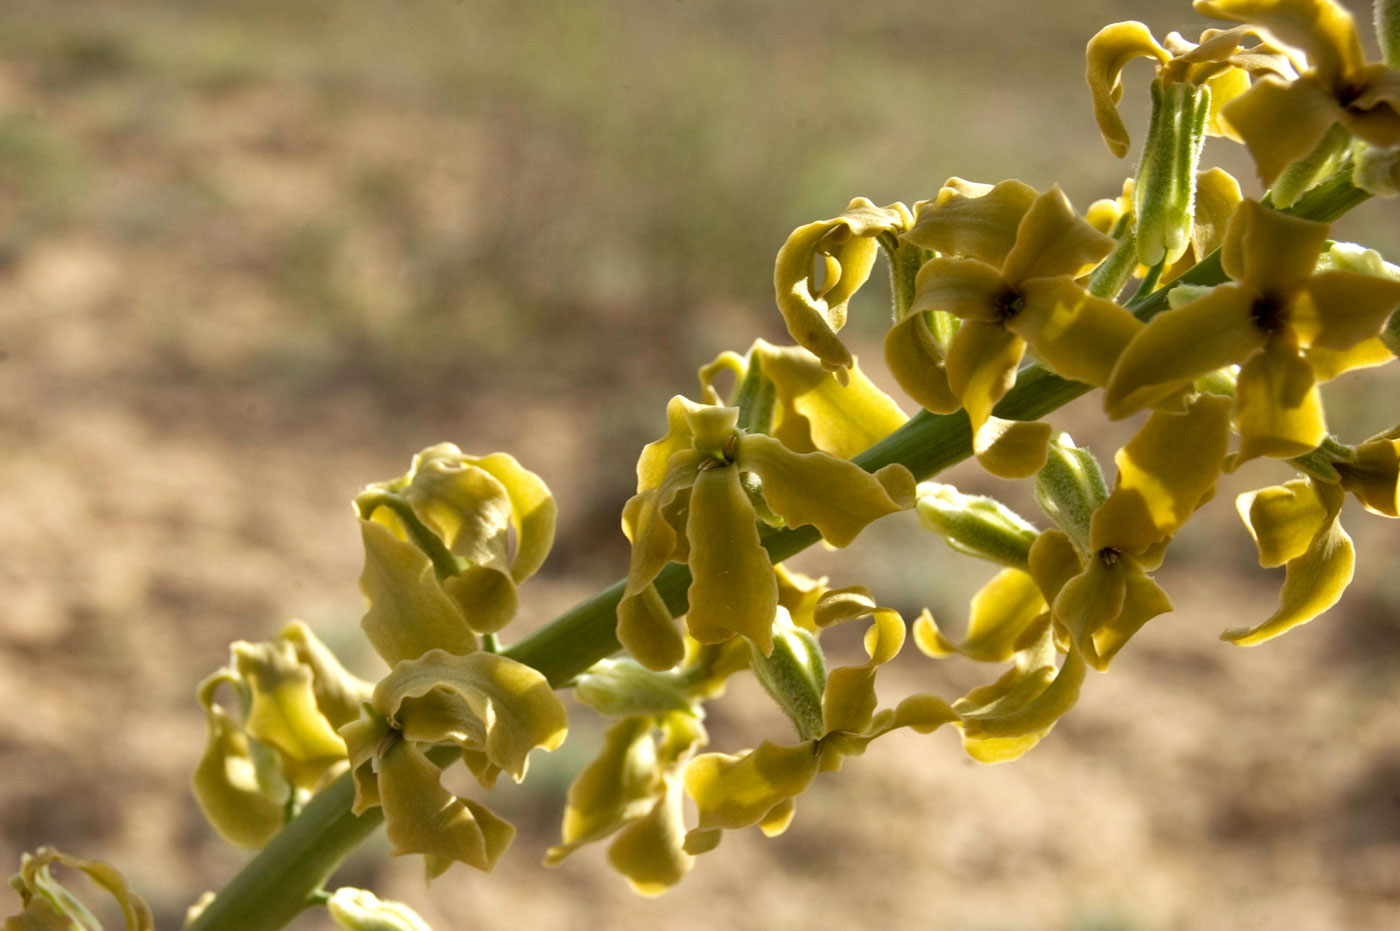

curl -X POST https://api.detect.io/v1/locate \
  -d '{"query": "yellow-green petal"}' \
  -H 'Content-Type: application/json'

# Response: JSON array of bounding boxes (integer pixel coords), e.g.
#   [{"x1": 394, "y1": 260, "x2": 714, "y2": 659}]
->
[
  {"x1": 885, "y1": 311, "x2": 961, "y2": 414},
  {"x1": 1091, "y1": 393, "x2": 1232, "y2": 551},
  {"x1": 192, "y1": 675, "x2": 290, "y2": 849},
  {"x1": 974, "y1": 417, "x2": 1054, "y2": 480},
  {"x1": 947, "y1": 319, "x2": 1026, "y2": 431},
  {"x1": 1336, "y1": 437, "x2": 1400, "y2": 516},
  {"x1": 359, "y1": 520, "x2": 477, "y2": 666},
  {"x1": 910, "y1": 256, "x2": 1008, "y2": 322},
  {"x1": 374, "y1": 649, "x2": 567, "y2": 782},
  {"x1": 1086, "y1": 21, "x2": 1172, "y2": 157},
  {"x1": 1231, "y1": 338, "x2": 1327, "y2": 464},
  {"x1": 960, "y1": 649, "x2": 1086, "y2": 749},
  {"x1": 326, "y1": 887, "x2": 433, "y2": 931},
  {"x1": 377, "y1": 740, "x2": 514, "y2": 874},
  {"x1": 754, "y1": 342, "x2": 909, "y2": 458},
  {"x1": 903, "y1": 178, "x2": 1039, "y2": 266},
  {"x1": 466, "y1": 452, "x2": 557, "y2": 584},
  {"x1": 1104, "y1": 285, "x2": 1262, "y2": 418},
  {"x1": 684, "y1": 741, "x2": 820, "y2": 833},
  {"x1": 1292, "y1": 270, "x2": 1400, "y2": 350},
  {"x1": 1219, "y1": 77, "x2": 1342, "y2": 187},
  {"x1": 1222, "y1": 512, "x2": 1354, "y2": 645},
  {"x1": 739, "y1": 434, "x2": 915, "y2": 547},
  {"x1": 7, "y1": 847, "x2": 155, "y2": 931},
  {"x1": 1000, "y1": 186, "x2": 1115, "y2": 284},
  {"x1": 1306, "y1": 337, "x2": 1396, "y2": 381},
  {"x1": 1052, "y1": 557, "x2": 1125, "y2": 669},
  {"x1": 1086, "y1": 565, "x2": 1174, "y2": 667},
  {"x1": 618, "y1": 584, "x2": 686, "y2": 672},
  {"x1": 1193, "y1": 0, "x2": 1365, "y2": 83},
  {"x1": 1224, "y1": 200, "x2": 1330, "y2": 295},
  {"x1": 685, "y1": 464, "x2": 779, "y2": 651},
  {"x1": 1012, "y1": 277, "x2": 1144, "y2": 387},
  {"x1": 606, "y1": 777, "x2": 693, "y2": 895},
  {"x1": 233, "y1": 639, "x2": 348, "y2": 781},
  {"x1": 924, "y1": 568, "x2": 1047, "y2": 663},
  {"x1": 546, "y1": 717, "x2": 662, "y2": 864},
  {"x1": 1236, "y1": 479, "x2": 1330, "y2": 567}
]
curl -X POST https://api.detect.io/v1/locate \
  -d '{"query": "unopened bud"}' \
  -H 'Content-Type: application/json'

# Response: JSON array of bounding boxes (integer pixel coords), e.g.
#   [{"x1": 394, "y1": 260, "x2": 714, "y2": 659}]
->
[
  {"x1": 1133, "y1": 78, "x2": 1210, "y2": 267},
  {"x1": 749, "y1": 608, "x2": 827, "y2": 741},
  {"x1": 916, "y1": 482, "x2": 1039, "y2": 570},
  {"x1": 573, "y1": 658, "x2": 694, "y2": 718},
  {"x1": 1035, "y1": 435, "x2": 1109, "y2": 555},
  {"x1": 327, "y1": 887, "x2": 433, "y2": 931}
]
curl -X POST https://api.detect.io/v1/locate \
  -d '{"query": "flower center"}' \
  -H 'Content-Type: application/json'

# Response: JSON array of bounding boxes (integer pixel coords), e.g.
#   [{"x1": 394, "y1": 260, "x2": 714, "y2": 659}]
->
[
  {"x1": 994, "y1": 288, "x2": 1025, "y2": 322},
  {"x1": 1097, "y1": 547, "x2": 1121, "y2": 568},
  {"x1": 1249, "y1": 293, "x2": 1287, "y2": 335}
]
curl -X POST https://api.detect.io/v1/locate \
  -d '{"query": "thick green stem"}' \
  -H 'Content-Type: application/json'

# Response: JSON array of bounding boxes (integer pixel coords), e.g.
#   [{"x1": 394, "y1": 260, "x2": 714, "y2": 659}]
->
[
  {"x1": 186, "y1": 177, "x2": 1370, "y2": 931},
  {"x1": 1379, "y1": 0, "x2": 1400, "y2": 67}
]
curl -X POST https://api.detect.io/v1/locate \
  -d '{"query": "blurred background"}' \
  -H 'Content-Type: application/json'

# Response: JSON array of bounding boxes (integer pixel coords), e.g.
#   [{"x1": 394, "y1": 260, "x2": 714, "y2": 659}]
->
[{"x1": 2, "y1": 0, "x2": 1400, "y2": 928}]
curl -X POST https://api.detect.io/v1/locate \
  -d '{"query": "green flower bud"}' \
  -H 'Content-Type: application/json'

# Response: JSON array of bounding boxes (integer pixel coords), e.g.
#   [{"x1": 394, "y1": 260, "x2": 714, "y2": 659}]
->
[
  {"x1": 749, "y1": 608, "x2": 827, "y2": 741},
  {"x1": 1034, "y1": 435, "x2": 1109, "y2": 556},
  {"x1": 573, "y1": 658, "x2": 695, "y2": 718},
  {"x1": 1133, "y1": 78, "x2": 1210, "y2": 267},
  {"x1": 327, "y1": 888, "x2": 433, "y2": 931},
  {"x1": 915, "y1": 482, "x2": 1039, "y2": 570}
]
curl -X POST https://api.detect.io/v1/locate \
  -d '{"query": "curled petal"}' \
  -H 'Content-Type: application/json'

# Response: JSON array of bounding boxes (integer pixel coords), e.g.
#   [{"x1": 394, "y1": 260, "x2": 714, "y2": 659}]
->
[
  {"x1": 885, "y1": 310, "x2": 961, "y2": 414},
  {"x1": 618, "y1": 584, "x2": 686, "y2": 672},
  {"x1": 959, "y1": 649, "x2": 1086, "y2": 758},
  {"x1": 374, "y1": 649, "x2": 567, "y2": 782},
  {"x1": 739, "y1": 434, "x2": 915, "y2": 547},
  {"x1": 918, "y1": 569, "x2": 1047, "y2": 663},
  {"x1": 1000, "y1": 186, "x2": 1115, "y2": 284},
  {"x1": 685, "y1": 465, "x2": 779, "y2": 651},
  {"x1": 7, "y1": 847, "x2": 154, "y2": 931},
  {"x1": 1223, "y1": 507, "x2": 1354, "y2": 645},
  {"x1": 233, "y1": 638, "x2": 348, "y2": 787},
  {"x1": 754, "y1": 342, "x2": 909, "y2": 458},
  {"x1": 903, "y1": 178, "x2": 1039, "y2": 266},
  {"x1": 1193, "y1": 0, "x2": 1365, "y2": 83},
  {"x1": 1336, "y1": 437, "x2": 1400, "y2": 516},
  {"x1": 1086, "y1": 21, "x2": 1172, "y2": 157},
  {"x1": 1028, "y1": 529, "x2": 1085, "y2": 604},
  {"x1": 1053, "y1": 557, "x2": 1126, "y2": 669},
  {"x1": 684, "y1": 741, "x2": 820, "y2": 834},
  {"x1": 774, "y1": 199, "x2": 910, "y2": 372},
  {"x1": 1086, "y1": 565, "x2": 1174, "y2": 667},
  {"x1": 377, "y1": 740, "x2": 514, "y2": 875},
  {"x1": 607, "y1": 776, "x2": 694, "y2": 895},
  {"x1": 467, "y1": 452, "x2": 557, "y2": 584},
  {"x1": 546, "y1": 717, "x2": 663, "y2": 864},
  {"x1": 1237, "y1": 479, "x2": 1331, "y2": 567},
  {"x1": 192, "y1": 674, "x2": 290, "y2": 849}
]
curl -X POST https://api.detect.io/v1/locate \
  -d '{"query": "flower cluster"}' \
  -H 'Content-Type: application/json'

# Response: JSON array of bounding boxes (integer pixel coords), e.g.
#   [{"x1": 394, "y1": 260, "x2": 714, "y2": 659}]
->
[{"x1": 12, "y1": 4, "x2": 1400, "y2": 930}]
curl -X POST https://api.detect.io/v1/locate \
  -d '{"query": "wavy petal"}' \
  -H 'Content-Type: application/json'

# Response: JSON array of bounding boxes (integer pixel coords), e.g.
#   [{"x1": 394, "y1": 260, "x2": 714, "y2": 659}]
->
[
  {"x1": 374, "y1": 649, "x2": 567, "y2": 782},
  {"x1": 1218, "y1": 76, "x2": 1342, "y2": 186},
  {"x1": 684, "y1": 741, "x2": 820, "y2": 833},
  {"x1": 739, "y1": 434, "x2": 915, "y2": 547},
  {"x1": 755, "y1": 342, "x2": 909, "y2": 458},
  {"x1": 1336, "y1": 437, "x2": 1400, "y2": 516},
  {"x1": 910, "y1": 256, "x2": 1008, "y2": 322},
  {"x1": 885, "y1": 311, "x2": 962, "y2": 414},
  {"x1": 903, "y1": 178, "x2": 1039, "y2": 266},
  {"x1": 1292, "y1": 270, "x2": 1400, "y2": 350},
  {"x1": 685, "y1": 464, "x2": 778, "y2": 651},
  {"x1": 1086, "y1": 21, "x2": 1172, "y2": 157},
  {"x1": 1222, "y1": 510, "x2": 1354, "y2": 645},
  {"x1": 974, "y1": 416, "x2": 1054, "y2": 479},
  {"x1": 1236, "y1": 479, "x2": 1330, "y2": 567},
  {"x1": 947, "y1": 320, "x2": 1026, "y2": 431},
  {"x1": 359, "y1": 520, "x2": 477, "y2": 666}
]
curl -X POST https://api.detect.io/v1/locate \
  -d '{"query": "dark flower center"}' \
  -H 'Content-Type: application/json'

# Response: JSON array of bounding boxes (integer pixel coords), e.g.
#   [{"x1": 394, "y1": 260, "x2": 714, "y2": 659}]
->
[
  {"x1": 1250, "y1": 293, "x2": 1287, "y2": 334},
  {"x1": 994, "y1": 288, "x2": 1025, "y2": 322},
  {"x1": 1097, "y1": 547, "x2": 1121, "y2": 568}
]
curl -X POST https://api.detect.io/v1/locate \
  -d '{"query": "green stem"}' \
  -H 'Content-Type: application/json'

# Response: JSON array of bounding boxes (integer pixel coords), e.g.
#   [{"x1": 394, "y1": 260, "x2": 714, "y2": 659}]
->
[
  {"x1": 1379, "y1": 0, "x2": 1400, "y2": 67},
  {"x1": 186, "y1": 174, "x2": 1370, "y2": 931}
]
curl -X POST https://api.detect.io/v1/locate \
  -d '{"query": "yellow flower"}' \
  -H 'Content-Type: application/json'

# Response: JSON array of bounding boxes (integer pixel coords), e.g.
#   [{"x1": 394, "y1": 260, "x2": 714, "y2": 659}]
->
[
  {"x1": 682, "y1": 592, "x2": 958, "y2": 852},
  {"x1": 1105, "y1": 199, "x2": 1400, "y2": 464},
  {"x1": 1053, "y1": 394, "x2": 1232, "y2": 669},
  {"x1": 1227, "y1": 477, "x2": 1354, "y2": 644},
  {"x1": 1195, "y1": 0, "x2": 1400, "y2": 186},
  {"x1": 356, "y1": 444, "x2": 556, "y2": 650},
  {"x1": 3, "y1": 847, "x2": 154, "y2": 931},
  {"x1": 617, "y1": 396, "x2": 914, "y2": 670},
  {"x1": 1335, "y1": 424, "x2": 1400, "y2": 516},
  {"x1": 773, "y1": 198, "x2": 913, "y2": 376},
  {"x1": 901, "y1": 179, "x2": 1143, "y2": 477},
  {"x1": 340, "y1": 649, "x2": 568, "y2": 879},
  {"x1": 1087, "y1": 20, "x2": 1293, "y2": 158},
  {"x1": 914, "y1": 558, "x2": 1087, "y2": 763},
  {"x1": 696, "y1": 339, "x2": 908, "y2": 459},
  {"x1": 193, "y1": 621, "x2": 372, "y2": 848}
]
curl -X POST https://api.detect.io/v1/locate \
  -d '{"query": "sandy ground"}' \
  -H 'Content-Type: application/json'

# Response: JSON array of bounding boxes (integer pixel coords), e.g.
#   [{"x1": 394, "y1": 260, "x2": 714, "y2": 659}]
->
[{"x1": 3, "y1": 2, "x2": 1400, "y2": 929}]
